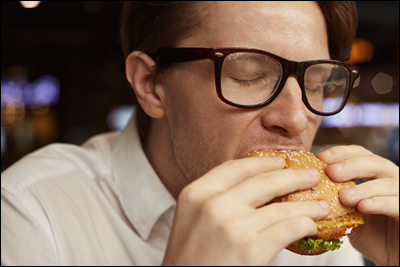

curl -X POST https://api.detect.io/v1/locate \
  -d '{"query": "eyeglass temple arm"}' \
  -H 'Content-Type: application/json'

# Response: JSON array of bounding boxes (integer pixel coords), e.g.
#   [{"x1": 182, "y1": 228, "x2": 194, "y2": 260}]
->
[{"x1": 151, "y1": 48, "x2": 212, "y2": 65}]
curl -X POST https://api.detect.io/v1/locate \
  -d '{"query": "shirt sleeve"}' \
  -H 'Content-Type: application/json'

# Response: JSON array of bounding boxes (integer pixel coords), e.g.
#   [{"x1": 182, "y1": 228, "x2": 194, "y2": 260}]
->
[{"x1": 1, "y1": 187, "x2": 58, "y2": 266}]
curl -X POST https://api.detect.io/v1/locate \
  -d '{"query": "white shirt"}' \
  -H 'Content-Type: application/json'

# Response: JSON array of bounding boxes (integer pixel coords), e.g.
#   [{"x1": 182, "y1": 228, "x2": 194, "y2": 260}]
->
[{"x1": 1, "y1": 113, "x2": 364, "y2": 266}]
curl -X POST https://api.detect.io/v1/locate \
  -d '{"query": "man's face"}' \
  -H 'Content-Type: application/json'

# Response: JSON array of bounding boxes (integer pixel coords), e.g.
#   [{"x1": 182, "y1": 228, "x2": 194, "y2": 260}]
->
[{"x1": 158, "y1": 1, "x2": 329, "y2": 182}]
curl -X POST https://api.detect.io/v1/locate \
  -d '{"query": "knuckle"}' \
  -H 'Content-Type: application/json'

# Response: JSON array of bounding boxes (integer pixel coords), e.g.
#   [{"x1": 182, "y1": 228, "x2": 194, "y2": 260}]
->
[
  {"x1": 222, "y1": 159, "x2": 237, "y2": 168},
  {"x1": 223, "y1": 219, "x2": 247, "y2": 245},
  {"x1": 200, "y1": 200, "x2": 248, "y2": 233},
  {"x1": 200, "y1": 195, "x2": 225, "y2": 218},
  {"x1": 349, "y1": 144, "x2": 362, "y2": 150},
  {"x1": 271, "y1": 202, "x2": 291, "y2": 218},
  {"x1": 178, "y1": 184, "x2": 198, "y2": 207},
  {"x1": 249, "y1": 173, "x2": 269, "y2": 190},
  {"x1": 350, "y1": 144, "x2": 372, "y2": 155}
]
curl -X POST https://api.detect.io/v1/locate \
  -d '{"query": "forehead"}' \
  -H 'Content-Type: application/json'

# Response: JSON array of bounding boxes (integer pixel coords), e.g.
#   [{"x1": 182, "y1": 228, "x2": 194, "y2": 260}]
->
[{"x1": 179, "y1": 1, "x2": 329, "y2": 61}]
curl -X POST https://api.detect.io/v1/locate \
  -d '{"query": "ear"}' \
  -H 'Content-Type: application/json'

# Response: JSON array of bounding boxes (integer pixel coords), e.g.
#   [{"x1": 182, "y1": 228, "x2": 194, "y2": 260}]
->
[{"x1": 125, "y1": 51, "x2": 165, "y2": 119}]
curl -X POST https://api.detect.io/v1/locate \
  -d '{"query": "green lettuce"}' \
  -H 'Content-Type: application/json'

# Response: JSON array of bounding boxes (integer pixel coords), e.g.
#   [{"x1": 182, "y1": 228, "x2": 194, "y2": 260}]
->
[{"x1": 293, "y1": 238, "x2": 343, "y2": 253}]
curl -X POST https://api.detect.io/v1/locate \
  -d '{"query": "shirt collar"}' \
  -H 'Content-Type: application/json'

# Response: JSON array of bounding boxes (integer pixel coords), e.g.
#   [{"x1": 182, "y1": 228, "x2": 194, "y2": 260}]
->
[{"x1": 113, "y1": 110, "x2": 176, "y2": 240}]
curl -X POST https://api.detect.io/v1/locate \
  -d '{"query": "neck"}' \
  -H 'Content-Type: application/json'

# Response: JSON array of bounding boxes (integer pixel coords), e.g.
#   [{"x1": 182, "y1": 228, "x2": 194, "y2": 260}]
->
[{"x1": 143, "y1": 118, "x2": 188, "y2": 200}]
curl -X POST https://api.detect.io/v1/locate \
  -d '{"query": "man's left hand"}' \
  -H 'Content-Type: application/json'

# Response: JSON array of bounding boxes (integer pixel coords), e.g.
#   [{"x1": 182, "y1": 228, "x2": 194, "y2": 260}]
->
[{"x1": 317, "y1": 145, "x2": 399, "y2": 266}]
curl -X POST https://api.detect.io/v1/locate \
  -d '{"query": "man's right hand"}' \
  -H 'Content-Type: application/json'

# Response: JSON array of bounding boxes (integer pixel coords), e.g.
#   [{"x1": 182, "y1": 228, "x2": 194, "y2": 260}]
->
[{"x1": 161, "y1": 156, "x2": 331, "y2": 265}]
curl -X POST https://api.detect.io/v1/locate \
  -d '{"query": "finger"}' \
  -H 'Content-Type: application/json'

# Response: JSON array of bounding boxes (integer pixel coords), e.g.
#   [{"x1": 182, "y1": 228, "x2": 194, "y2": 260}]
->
[
  {"x1": 325, "y1": 154, "x2": 399, "y2": 183},
  {"x1": 246, "y1": 200, "x2": 330, "y2": 232},
  {"x1": 316, "y1": 145, "x2": 373, "y2": 164},
  {"x1": 185, "y1": 156, "x2": 286, "y2": 201},
  {"x1": 357, "y1": 196, "x2": 399, "y2": 220},
  {"x1": 339, "y1": 178, "x2": 399, "y2": 206},
  {"x1": 255, "y1": 216, "x2": 318, "y2": 261},
  {"x1": 222, "y1": 168, "x2": 321, "y2": 208}
]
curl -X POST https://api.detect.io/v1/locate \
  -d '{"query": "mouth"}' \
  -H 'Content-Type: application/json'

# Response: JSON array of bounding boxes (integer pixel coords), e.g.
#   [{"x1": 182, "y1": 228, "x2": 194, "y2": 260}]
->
[
  {"x1": 243, "y1": 147, "x2": 304, "y2": 158},
  {"x1": 253, "y1": 147, "x2": 302, "y2": 152}
]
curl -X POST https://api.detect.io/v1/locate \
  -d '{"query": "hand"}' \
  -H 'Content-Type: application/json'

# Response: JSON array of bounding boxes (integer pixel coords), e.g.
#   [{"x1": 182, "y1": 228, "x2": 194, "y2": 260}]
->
[
  {"x1": 161, "y1": 156, "x2": 331, "y2": 265},
  {"x1": 317, "y1": 145, "x2": 399, "y2": 266}
]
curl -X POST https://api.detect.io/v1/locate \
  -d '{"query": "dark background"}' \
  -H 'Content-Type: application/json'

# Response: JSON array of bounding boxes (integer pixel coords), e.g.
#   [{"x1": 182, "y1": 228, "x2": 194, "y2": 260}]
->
[{"x1": 1, "y1": 1, "x2": 399, "y2": 172}]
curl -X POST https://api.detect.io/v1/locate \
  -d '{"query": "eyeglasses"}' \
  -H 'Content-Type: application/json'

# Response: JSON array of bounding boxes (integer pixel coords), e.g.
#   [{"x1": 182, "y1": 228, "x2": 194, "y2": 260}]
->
[{"x1": 151, "y1": 48, "x2": 360, "y2": 116}]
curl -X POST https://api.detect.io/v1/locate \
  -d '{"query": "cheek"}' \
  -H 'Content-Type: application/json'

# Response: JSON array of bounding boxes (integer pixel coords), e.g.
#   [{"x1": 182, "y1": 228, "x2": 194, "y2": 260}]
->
[
  {"x1": 167, "y1": 104, "x2": 227, "y2": 181},
  {"x1": 310, "y1": 112, "x2": 322, "y2": 131},
  {"x1": 163, "y1": 62, "x2": 231, "y2": 180},
  {"x1": 164, "y1": 59, "x2": 227, "y2": 136},
  {"x1": 307, "y1": 112, "x2": 322, "y2": 147}
]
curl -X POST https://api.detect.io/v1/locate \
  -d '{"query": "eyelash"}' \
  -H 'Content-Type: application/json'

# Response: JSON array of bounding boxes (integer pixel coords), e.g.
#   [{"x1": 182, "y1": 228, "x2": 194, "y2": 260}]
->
[{"x1": 231, "y1": 77, "x2": 265, "y2": 87}]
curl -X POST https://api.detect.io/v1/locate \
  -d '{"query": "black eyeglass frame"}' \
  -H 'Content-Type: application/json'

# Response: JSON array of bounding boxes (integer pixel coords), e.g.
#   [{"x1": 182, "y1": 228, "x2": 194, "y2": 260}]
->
[{"x1": 150, "y1": 47, "x2": 360, "y2": 116}]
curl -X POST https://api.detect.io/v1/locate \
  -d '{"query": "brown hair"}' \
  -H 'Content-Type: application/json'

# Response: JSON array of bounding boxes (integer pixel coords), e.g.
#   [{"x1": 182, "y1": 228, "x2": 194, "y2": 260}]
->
[
  {"x1": 317, "y1": 1, "x2": 358, "y2": 61},
  {"x1": 120, "y1": 1, "x2": 358, "y2": 141}
]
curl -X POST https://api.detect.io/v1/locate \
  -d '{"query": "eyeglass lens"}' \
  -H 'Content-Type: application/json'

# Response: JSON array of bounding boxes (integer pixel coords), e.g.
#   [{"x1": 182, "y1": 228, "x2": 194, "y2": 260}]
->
[{"x1": 220, "y1": 52, "x2": 350, "y2": 113}]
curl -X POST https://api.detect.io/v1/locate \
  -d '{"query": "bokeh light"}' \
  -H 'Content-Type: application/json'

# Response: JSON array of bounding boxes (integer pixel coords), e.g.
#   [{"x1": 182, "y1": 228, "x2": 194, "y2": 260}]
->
[
  {"x1": 321, "y1": 99, "x2": 399, "y2": 128},
  {"x1": 371, "y1": 72, "x2": 393, "y2": 94},
  {"x1": 345, "y1": 38, "x2": 374, "y2": 65},
  {"x1": 19, "y1": 1, "x2": 41, "y2": 9}
]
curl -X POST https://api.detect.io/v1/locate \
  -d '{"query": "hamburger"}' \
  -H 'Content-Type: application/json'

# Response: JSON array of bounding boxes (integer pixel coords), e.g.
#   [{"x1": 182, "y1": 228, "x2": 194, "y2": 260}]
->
[{"x1": 246, "y1": 149, "x2": 364, "y2": 255}]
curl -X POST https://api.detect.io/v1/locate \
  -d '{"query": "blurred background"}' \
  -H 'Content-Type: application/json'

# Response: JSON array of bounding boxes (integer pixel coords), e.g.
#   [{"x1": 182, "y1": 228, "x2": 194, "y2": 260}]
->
[{"x1": 1, "y1": 1, "x2": 399, "y2": 173}]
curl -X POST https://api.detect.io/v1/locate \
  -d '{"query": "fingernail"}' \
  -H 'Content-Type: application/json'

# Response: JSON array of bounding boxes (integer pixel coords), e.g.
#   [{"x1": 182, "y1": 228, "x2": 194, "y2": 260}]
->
[
  {"x1": 332, "y1": 163, "x2": 342, "y2": 173},
  {"x1": 318, "y1": 201, "x2": 330, "y2": 211},
  {"x1": 324, "y1": 150, "x2": 332, "y2": 158},
  {"x1": 308, "y1": 168, "x2": 320, "y2": 177},
  {"x1": 345, "y1": 187, "x2": 355, "y2": 197},
  {"x1": 364, "y1": 199, "x2": 372, "y2": 205},
  {"x1": 272, "y1": 156, "x2": 285, "y2": 163}
]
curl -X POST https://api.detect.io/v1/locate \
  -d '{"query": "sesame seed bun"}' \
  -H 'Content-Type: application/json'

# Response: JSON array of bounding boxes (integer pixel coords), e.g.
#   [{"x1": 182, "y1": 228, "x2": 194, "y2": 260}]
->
[{"x1": 246, "y1": 149, "x2": 364, "y2": 255}]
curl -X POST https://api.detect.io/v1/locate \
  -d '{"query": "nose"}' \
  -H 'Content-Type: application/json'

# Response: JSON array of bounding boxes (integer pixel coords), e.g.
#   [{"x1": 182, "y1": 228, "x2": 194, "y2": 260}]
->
[{"x1": 261, "y1": 75, "x2": 308, "y2": 136}]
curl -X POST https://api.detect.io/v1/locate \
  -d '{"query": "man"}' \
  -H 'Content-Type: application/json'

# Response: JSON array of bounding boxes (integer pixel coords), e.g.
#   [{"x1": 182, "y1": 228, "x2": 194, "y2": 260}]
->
[{"x1": 1, "y1": 1, "x2": 399, "y2": 265}]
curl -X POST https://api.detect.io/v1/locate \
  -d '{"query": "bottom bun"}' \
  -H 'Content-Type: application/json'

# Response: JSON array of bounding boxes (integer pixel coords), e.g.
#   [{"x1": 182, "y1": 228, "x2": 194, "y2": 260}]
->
[{"x1": 286, "y1": 243, "x2": 328, "y2": 256}]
